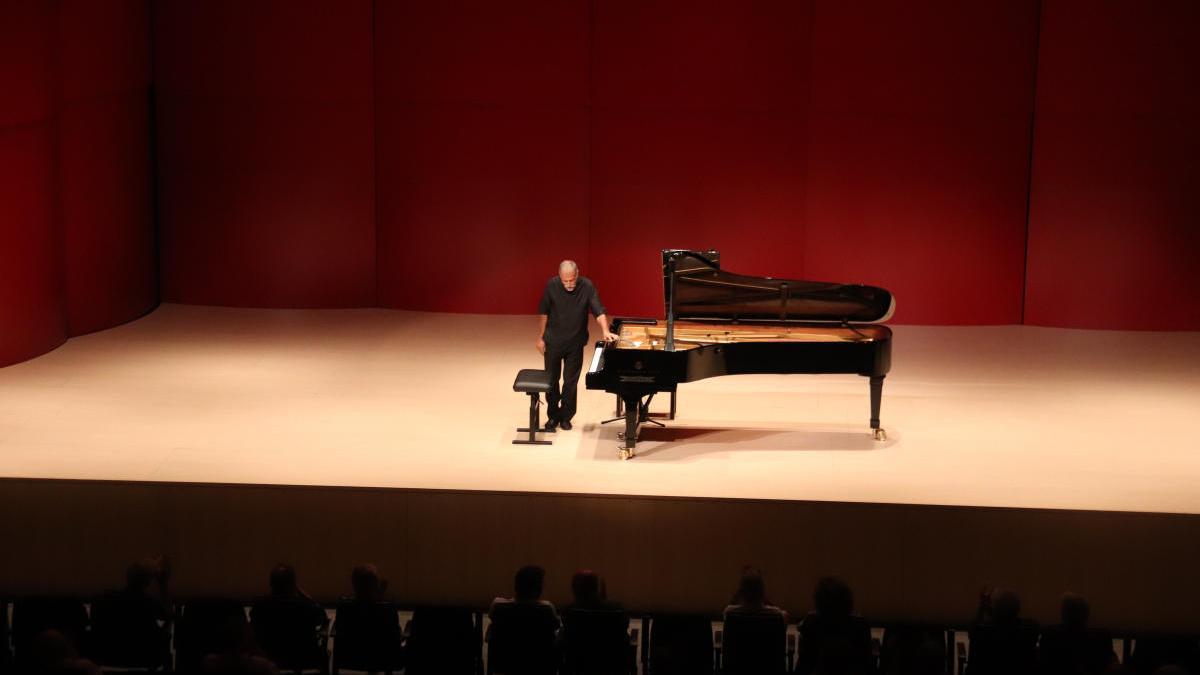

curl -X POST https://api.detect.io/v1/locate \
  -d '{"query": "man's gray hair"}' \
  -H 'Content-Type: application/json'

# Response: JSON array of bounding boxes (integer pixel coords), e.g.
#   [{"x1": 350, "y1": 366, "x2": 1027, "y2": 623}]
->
[{"x1": 559, "y1": 260, "x2": 579, "y2": 275}]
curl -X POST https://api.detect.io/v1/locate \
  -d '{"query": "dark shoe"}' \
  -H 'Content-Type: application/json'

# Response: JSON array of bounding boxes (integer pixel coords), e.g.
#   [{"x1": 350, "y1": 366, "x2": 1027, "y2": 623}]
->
[
  {"x1": 544, "y1": 418, "x2": 558, "y2": 431},
  {"x1": 560, "y1": 419, "x2": 573, "y2": 431}
]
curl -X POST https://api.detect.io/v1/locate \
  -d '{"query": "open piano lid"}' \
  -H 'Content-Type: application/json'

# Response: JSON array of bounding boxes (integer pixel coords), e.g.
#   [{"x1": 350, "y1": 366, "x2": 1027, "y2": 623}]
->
[{"x1": 662, "y1": 249, "x2": 895, "y2": 324}]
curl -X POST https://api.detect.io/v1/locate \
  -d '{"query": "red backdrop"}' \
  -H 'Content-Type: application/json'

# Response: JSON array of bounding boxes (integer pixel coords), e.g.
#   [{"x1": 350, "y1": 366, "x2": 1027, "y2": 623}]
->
[
  {"x1": 5, "y1": 1, "x2": 1198, "y2": 367},
  {"x1": 1025, "y1": 0, "x2": 1200, "y2": 330},
  {"x1": 60, "y1": 0, "x2": 157, "y2": 336},
  {"x1": 0, "y1": 1, "x2": 156, "y2": 368},
  {"x1": 153, "y1": 0, "x2": 376, "y2": 308}
]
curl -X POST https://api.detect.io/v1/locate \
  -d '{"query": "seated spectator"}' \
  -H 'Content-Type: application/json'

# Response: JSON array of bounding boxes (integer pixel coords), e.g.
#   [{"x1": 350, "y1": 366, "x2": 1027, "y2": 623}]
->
[
  {"x1": 1037, "y1": 593, "x2": 1115, "y2": 675},
  {"x1": 198, "y1": 617, "x2": 278, "y2": 675},
  {"x1": 879, "y1": 624, "x2": 945, "y2": 675},
  {"x1": 966, "y1": 587, "x2": 1038, "y2": 675},
  {"x1": 332, "y1": 564, "x2": 404, "y2": 673},
  {"x1": 566, "y1": 569, "x2": 624, "y2": 612},
  {"x1": 250, "y1": 564, "x2": 328, "y2": 671},
  {"x1": 560, "y1": 570, "x2": 630, "y2": 675},
  {"x1": 724, "y1": 567, "x2": 788, "y2": 621},
  {"x1": 489, "y1": 564, "x2": 561, "y2": 622},
  {"x1": 25, "y1": 629, "x2": 101, "y2": 675},
  {"x1": 795, "y1": 576, "x2": 873, "y2": 675},
  {"x1": 89, "y1": 557, "x2": 173, "y2": 669},
  {"x1": 723, "y1": 568, "x2": 789, "y2": 675},
  {"x1": 488, "y1": 565, "x2": 560, "y2": 675}
]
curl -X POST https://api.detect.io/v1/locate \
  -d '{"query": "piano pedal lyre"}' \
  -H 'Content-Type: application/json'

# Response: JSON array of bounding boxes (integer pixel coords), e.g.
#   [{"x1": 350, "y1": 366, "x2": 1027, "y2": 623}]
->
[
  {"x1": 873, "y1": 428, "x2": 887, "y2": 441},
  {"x1": 618, "y1": 447, "x2": 635, "y2": 461}
]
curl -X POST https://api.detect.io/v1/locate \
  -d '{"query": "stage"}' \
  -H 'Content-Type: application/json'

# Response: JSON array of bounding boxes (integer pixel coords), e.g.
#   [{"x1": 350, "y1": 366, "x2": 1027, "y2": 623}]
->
[
  {"x1": 3, "y1": 305, "x2": 1200, "y2": 630},
  {"x1": 1, "y1": 304, "x2": 1198, "y2": 514}
]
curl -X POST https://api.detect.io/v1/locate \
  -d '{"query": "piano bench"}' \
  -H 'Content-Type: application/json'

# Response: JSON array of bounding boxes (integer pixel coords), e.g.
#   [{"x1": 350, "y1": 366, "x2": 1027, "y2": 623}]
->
[{"x1": 513, "y1": 368, "x2": 554, "y2": 445}]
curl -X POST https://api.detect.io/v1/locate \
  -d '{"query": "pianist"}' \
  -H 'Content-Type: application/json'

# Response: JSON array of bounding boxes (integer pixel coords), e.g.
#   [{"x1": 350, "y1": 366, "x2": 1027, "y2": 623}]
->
[{"x1": 536, "y1": 260, "x2": 617, "y2": 431}]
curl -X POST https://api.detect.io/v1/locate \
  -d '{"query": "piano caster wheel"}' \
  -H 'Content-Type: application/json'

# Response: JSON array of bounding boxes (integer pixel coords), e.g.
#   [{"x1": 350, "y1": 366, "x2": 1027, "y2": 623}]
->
[
  {"x1": 617, "y1": 432, "x2": 625, "y2": 440},
  {"x1": 873, "y1": 428, "x2": 887, "y2": 441},
  {"x1": 617, "y1": 448, "x2": 635, "y2": 460}
]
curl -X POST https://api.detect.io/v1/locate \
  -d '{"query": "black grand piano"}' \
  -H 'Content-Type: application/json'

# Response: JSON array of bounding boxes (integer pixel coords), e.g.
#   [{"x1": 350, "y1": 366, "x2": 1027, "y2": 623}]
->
[{"x1": 585, "y1": 250, "x2": 894, "y2": 459}]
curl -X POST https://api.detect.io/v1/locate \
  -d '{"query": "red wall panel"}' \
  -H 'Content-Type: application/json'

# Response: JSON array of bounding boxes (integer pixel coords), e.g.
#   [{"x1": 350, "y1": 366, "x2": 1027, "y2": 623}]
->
[
  {"x1": 154, "y1": 0, "x2": 376, "y2": 307},
  {"x1": 376, "y1": 105, "x2": 589, "y2": 313},
  {"x1": 0, "y1": 3, "x2": 57, "y2": 128},
  {"x1": 157, "y1": 100, "x2": 376, "y2": 307},
  {"x1": 59, "y1": 0, "x2": 157, "y2": 336},
  {"x1": 1025, "y1": 1, "x2": 1200, "y2": 330},
  {"x1": 0, "y1": 126, "x2": 66, "y2": 367},
  {"x1": 802, "y1": 1, "x2": 1039, "y2": 325},
  {"x1": 0, "y1": 4, "x2": 65, "y2": 367},
  {"x1": 590, "y1": 108, "x2": 808, "y2": 317},
  {"x1": 58, "y1": 0, "x2": 150, "y2": 102},
  {"x1": 589, "y1": 0, "x2": 811, "y2": 318},
  {"x1": 591, "y1": 0, "x2": 811, "y2": 110},
  {"x1": 59, "y1": 96, "x2": 156, "y2": 335},
  {"x1": 374, "y1": 0, "x2": 590, "y2": 312}
]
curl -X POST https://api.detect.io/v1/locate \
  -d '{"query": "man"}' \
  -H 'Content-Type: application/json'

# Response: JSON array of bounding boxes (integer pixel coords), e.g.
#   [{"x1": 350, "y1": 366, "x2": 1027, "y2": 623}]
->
[{"x1": 537, "y1": 260, "x2": 616, "y2": 431}]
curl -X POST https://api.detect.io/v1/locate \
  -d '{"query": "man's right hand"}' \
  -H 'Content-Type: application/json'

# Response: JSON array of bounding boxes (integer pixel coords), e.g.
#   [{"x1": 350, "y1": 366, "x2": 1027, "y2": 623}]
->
[{"x1": 536, "y1": 338, "x2": 546, "y2": 355}]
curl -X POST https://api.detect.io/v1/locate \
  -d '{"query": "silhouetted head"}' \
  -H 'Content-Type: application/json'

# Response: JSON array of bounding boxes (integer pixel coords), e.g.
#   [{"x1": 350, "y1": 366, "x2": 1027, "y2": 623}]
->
[
  {"x1": 351, "y1": 563, "x2": 384, "y2": 601},
  {"x1": 571, "y1": 569, "x2": 601, "y2": 604},
  {"x1": 514, "y1": 565, "x2": 546, "y2": 601},
  {"x1": 1060, "y1": 592, "x2": 1090, "y2": 629},
  {"x1": 29, "y1": 629, "x2": 76, "y2": 669},
  {"x1": 990, "y1": 588, "x2": 1021, "y2": 623},
  {"x1": 269, "y1": 563, "x2": 298, "y2": 597},
  {"x1": 735, "y1": 568, "x2": 767, "y2": 606},
  {"x1": 814, "y1": 576, "x2": 854, "y2": 618},
  {"x1": 125, "y1": 558, "x2": 158, "y2": 593}
]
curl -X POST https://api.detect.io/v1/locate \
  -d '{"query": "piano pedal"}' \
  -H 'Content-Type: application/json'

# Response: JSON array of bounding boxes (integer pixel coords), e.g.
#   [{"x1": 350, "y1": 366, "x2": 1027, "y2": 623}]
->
[
  {"x1": 873, "y1": 428, "x2": 887, "y2": 441},
  {"x1": 618, "y1": 448, "x2": 635, "y2": 461}
]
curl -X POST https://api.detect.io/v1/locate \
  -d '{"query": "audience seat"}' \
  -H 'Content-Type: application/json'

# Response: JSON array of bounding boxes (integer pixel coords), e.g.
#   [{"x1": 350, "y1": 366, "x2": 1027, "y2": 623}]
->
[
  {"x1": 560, "y1": 606, "x2": 632, "y2": 675},
  {"x1": 721, "y1": 611, "x2": 788, "y2": 675},
  {"x1": 486, "y1": 602, "x2": 558, "y2": 675},
  {"x1": 647, "y1": 613, "x2": 715, "y2": 675},
  {"x1": 405, "y1": 605, "x2": 480, "y2": 675}
]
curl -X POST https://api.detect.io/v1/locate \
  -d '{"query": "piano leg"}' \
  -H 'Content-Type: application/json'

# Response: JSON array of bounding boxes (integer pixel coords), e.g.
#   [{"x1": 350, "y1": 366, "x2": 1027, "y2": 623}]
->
[
  {"x1": 617, "y1": 393, "x2": 642, "y2": 460},
  {"x1": 869, "y1": 375, "x2": 887, "y2": 441}
]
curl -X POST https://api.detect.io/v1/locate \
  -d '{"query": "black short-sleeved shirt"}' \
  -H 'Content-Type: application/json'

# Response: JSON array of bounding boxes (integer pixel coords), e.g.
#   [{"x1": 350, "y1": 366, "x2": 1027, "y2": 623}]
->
[{"x1": 538, "y1": 275, "x2": 606, "y2": 350}]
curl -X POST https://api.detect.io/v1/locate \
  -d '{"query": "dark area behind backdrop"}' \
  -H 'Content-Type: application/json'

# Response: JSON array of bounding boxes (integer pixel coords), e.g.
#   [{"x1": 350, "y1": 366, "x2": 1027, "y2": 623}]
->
[{"x1": 2, "y1": 0, "x2": 1198, "y2": 368}]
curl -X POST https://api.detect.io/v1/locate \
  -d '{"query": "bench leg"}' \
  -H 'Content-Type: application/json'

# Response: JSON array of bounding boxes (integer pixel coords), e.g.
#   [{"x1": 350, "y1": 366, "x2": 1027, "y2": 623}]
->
[{"x1": 514, "y1": 392, "x2": 553, "y2": 445}]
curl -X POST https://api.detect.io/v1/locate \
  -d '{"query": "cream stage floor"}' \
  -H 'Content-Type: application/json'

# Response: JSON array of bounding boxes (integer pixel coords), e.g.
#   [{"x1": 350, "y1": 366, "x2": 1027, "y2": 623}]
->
[{"x1": 2, "y1": 304, "x2": 1198, "y2": 515}]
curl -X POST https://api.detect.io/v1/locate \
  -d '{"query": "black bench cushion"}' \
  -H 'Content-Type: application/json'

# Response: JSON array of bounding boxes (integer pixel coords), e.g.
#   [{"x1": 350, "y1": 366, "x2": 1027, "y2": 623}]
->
[{"x1": 514, "y1": 369, "x2": 552, "y2": 393}]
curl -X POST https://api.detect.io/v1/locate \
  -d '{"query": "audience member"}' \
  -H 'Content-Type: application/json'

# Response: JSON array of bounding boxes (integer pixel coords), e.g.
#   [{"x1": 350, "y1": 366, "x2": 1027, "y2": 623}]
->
[
  {"x1": 965, "y1": 587, "x2": 1039, "y2": 675},
  {"x1": 722, "y1": 568, "x2": 790, "y2": 675},
  {"x1": 489, "y1": 564, "x2": 561, "y2": 623},
  {"x1": 560, "y1": 570, "x2": 631, "y2": 675},
  {"x1": 488, "y1": 565, "x2": 561, "y2": 675},
  {"x1": 1037, "y1": 593, "x2": 1116, "y2": 675},
  {"x1": 25, "y1": 629, "x2": 101, "y2": 675},
  {"x1": 724, "y1": 567, "x2": 788, "y2": 621},
  {"x1": 332, "y1": 563, "x2": 404, "y2": 672},
  {"x1": 795, "y1": 576, "x2": 873, "y2": 675},
  {"x1": 566, "y1": 569, "x2": 623, "y2": 612},
  {"x1": 197, "y1": 616, "x2": 278, "y2": 675},
  {"x1": 250, "y1": 564, "x2": 328, "y2": 671},
  {"x1": 89, "y1": 556, "x2": 173, "y2": 668}
]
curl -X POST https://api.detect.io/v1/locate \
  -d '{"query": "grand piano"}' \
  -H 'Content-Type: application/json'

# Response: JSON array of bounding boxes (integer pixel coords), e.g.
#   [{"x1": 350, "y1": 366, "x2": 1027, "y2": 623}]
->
[{"x1": 585, "y1": 250, "x2": 894, "y2": 459}]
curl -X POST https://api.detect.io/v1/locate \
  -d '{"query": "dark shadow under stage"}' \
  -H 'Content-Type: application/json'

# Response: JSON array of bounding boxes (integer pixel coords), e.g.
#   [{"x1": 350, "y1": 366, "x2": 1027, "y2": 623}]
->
[{"x1": 2, "y1": 305, "x2": 1199, "y2": 630}]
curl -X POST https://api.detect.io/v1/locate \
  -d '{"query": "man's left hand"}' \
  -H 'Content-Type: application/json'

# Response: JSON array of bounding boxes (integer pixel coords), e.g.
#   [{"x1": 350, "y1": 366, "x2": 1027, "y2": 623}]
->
[{"x1": 602, "y1": 331, "x2": 618, "y2": 343}]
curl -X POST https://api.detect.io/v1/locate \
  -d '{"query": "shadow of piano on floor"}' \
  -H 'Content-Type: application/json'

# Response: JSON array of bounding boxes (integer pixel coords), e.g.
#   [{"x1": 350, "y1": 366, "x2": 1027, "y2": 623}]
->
[{"x1": 585, "y1": 424, "x2": 897, "y2": 462}]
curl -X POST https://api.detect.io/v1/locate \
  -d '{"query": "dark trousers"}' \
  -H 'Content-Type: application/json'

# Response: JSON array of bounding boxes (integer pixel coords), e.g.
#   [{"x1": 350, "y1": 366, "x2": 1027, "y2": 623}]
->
[{"x1": 544, "y1": 343, "x2": 585, "y2": 423}]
